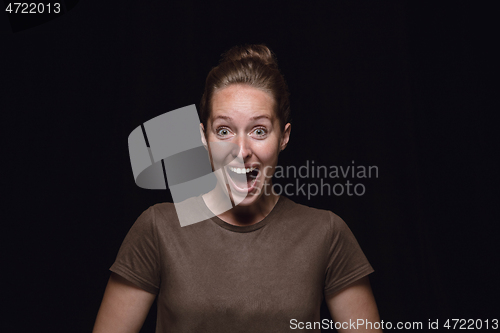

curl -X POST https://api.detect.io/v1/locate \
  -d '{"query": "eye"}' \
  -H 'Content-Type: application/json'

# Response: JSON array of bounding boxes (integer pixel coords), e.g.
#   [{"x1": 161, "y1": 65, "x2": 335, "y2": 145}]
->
[
  {"x1": 216, "y1": 127, "x2": 231, "y2": 137},
  {"x1": 252, "y1": 127, "x2": 268, "y2": 137}
]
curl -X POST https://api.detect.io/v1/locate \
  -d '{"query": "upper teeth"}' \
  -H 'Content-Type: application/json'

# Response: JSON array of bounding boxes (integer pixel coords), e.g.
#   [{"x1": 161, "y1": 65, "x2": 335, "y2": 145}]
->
[{"x1": 229, "y1": 166, "x2": 256, "y2": 174}]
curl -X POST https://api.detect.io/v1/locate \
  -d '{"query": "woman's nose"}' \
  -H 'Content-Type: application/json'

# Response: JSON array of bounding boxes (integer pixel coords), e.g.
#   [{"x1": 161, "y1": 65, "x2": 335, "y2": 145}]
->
[{"x1": 234, "y1": 135, "x2": 252, "y2": 159}]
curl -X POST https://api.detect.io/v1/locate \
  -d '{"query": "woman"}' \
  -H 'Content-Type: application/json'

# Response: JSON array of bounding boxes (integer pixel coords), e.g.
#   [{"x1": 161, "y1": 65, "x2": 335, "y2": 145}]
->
[{"x1": 93, "y1": 44, "x2": 382, "y2": 332}]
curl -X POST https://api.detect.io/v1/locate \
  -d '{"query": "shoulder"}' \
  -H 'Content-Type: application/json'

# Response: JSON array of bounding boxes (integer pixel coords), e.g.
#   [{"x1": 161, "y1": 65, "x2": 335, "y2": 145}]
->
[
  {"x1": 150, "y1": 201, "x2": 178, "y2": 223},
  {"x1": 278, "y1": 196, "x2": 340, "y2": 233},
  {"x1": 128, "y1": 201, "x2": 181, "y2": 235},
  {"x1": 148, "y1": 195, "x2": 208, "y2": 230}
]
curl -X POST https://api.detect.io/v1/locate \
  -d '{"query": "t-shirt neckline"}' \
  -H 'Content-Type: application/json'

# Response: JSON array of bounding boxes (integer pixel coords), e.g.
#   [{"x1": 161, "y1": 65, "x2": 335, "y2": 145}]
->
[{"x1": 198, "y1": 195, "x2": 289, "y2": 233}]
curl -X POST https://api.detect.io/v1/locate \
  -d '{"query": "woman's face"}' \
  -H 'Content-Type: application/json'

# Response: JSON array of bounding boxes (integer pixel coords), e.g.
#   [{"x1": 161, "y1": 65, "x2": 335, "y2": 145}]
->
[{"x1": 203, "y1": 84, "x2": 290, "y2": 207}]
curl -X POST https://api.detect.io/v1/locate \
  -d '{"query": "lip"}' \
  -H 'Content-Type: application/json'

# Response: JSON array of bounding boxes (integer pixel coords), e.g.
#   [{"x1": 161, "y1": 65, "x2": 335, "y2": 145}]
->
[{"x1": 226, "y1": 163, "x2": 260, "y2": 169}]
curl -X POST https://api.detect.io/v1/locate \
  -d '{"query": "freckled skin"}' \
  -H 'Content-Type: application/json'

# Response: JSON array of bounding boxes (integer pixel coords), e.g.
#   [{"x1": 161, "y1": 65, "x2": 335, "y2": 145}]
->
[{"x1": 201, "y1": 84, "x2": 291, "y2": 226}]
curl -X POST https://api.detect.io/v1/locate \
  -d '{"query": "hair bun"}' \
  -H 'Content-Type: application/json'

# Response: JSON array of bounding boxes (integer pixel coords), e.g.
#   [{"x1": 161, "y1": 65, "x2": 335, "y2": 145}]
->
[{"x1": 221, "y1": 44, "x2": 278, "y2": 68}]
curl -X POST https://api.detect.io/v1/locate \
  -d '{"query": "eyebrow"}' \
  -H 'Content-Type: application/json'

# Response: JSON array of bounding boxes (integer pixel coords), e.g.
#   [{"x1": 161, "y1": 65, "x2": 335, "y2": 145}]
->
[
  {"x1": 212, "y1": 115, "x2": 272, "y2": 121},
  {"x1": 213, "y1": 115, "x2": 232, "y2": 121},
  {"x1": 250, "y1": 115, "x2": 271, "y2": 121}
]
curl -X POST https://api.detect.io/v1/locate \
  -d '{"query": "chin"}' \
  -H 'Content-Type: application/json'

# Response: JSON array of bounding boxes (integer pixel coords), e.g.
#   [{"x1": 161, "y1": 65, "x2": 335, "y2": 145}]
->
[{"x1": 230, "y1": 190, "x2": 262, "y2": 207}]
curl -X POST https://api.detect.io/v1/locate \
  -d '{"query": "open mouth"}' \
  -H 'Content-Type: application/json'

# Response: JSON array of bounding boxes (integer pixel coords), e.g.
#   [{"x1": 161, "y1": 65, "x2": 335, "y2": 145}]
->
[{"x1": 225, "y1": 165, "x2": 260, "y2": 192}]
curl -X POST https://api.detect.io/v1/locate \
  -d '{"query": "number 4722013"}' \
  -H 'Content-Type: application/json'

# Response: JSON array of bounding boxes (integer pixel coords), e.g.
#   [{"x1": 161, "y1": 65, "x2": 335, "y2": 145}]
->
[
  {"x1": 5, "y1": 3, "x2": 61, "y2": 14},
  {"x1": 444, "y1": 319, "x2": 498, "y2": 330}
]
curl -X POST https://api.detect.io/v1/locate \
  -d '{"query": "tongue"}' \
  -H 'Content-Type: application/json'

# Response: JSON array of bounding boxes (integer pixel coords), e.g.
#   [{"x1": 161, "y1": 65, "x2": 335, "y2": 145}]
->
[{"x1": 245, "y1": 169, "x2": 259, "y2": 187}]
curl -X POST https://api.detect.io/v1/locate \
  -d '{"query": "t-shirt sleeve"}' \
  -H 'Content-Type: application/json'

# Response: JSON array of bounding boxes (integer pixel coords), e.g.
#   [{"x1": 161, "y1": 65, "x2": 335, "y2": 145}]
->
[
  {"x1": 109, "y1": 206, "x2": 160, "y2": 295},
  {"x1": 324, "y1": 211, "x2": 374, "y2": 296}
]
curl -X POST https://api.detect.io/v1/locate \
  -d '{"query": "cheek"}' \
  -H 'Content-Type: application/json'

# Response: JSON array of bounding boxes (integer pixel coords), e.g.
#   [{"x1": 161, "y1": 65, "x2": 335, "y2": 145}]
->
[
  {"x1": 257, "y1": 143, "x2": 280, "y2": 175},
  {"x1": 208, "y1": 142, "x2": 243, "y2": 170}
]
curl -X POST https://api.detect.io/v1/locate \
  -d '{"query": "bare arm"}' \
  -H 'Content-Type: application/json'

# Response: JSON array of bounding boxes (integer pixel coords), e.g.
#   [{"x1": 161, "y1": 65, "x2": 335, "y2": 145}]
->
[
  {"x1": 92, "y1": 273, "x2": 157, "y2": 333},
  {"x1": 326, "y1": 276, "x2": 382, "y2": 333}
]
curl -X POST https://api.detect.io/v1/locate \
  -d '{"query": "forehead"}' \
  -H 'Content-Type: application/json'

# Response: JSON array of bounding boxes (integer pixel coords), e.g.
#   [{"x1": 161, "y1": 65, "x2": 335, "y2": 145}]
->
[{"x1": 210, "y1": 84, "x2": 276, "y2": 122}]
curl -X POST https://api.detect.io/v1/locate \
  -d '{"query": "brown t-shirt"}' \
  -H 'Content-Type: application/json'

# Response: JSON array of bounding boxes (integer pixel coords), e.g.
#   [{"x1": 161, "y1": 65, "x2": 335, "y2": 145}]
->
[{"x1": 110, "y1": 195, "x2": 373, "y2": 332}]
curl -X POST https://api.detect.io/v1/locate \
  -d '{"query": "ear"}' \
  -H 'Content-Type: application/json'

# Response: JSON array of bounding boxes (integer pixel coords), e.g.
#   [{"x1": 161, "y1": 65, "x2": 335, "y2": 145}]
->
[
  {"x1": 280, "y1": 123, "x2": 291, "y2": 152},
  {"x1": 200, "y1": 123, "x2": 208, "y2": 150}
]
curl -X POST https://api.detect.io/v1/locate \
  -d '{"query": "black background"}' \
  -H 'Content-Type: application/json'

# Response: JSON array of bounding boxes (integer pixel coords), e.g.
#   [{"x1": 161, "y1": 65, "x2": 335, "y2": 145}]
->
[{"x1": 2, "y1": 1, "x2": 497, "y2": 332}]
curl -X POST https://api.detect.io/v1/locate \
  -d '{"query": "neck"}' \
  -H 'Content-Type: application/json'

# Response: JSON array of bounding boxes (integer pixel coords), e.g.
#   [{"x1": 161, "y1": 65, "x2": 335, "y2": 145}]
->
[{"x1": 223, "y1": 192, "x2": 279, "y2": 226}]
